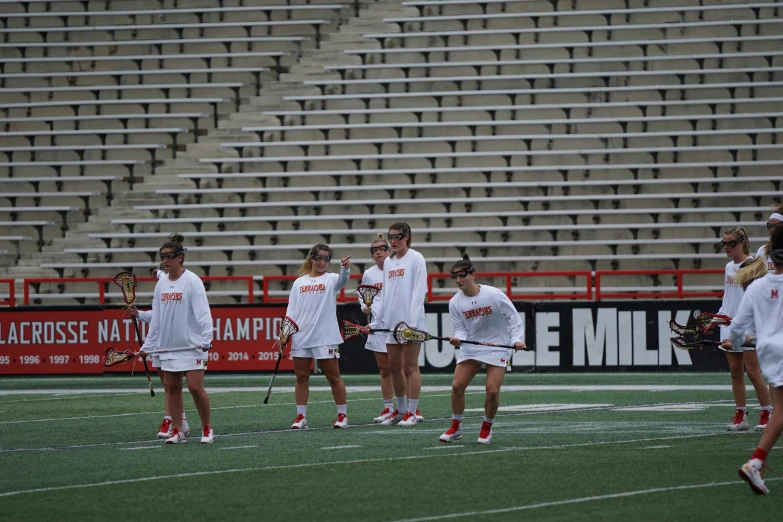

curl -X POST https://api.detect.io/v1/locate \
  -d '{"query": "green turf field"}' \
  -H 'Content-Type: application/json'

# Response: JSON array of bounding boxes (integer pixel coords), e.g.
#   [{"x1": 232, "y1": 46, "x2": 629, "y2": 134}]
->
[{"x1": 0, "y1": 372, "x2": 777, "y2": 521}]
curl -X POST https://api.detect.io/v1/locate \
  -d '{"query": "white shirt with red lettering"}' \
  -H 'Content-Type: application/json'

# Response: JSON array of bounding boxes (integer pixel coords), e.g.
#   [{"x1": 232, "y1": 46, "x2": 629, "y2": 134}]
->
[
  {"x1": 137, "y1": 269, "x2": 164, "y2": 323},
  {"x1": 286, "y1": 266, "x2": 350, "y2": 350},
  {"x1": 718, "y1": 260, "x2": 745, "y2": 340},
  {"x1": 369, "y1": 248, "x2": 427, "y2": 335},
  {"x1": 726, "y1": 273, "x2": 783, "y2": 386},
  {"x1": 756, "y1": 245, "x2": 775, "y2": 274},
  {"x1": 140, "y1": 269, "x2": 213, "y2": 361},
  {"x1": 449, "y1": 285, "x2": 524, "y2": 365},
  {"x1": 359, "y1": 264, "x2": 385, "y2": 352}
]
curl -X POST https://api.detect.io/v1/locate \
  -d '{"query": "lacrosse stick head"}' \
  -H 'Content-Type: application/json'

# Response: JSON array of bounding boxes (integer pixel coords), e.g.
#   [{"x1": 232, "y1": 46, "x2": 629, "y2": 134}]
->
[
  {"x1": 340, "y1": 320, "x2": 364, "y2": 341},
  {"x1": 276, "y1": 316, "x2": 300, "y2": 350},
  {"x1": 103, "y1": 346, "x2": 137, "y2": 371},
  {"x1": 356, "y1": 284, "x2": 380, "y2": 307},
  {"x1": 671, "y1": 337, "x2": 722, "y2": 351},
  {"x1": 668, "y1": 318, "x2": 700, "y2": 338},
  {"x1": 392, "y1": 321, "x2": 428, "y2": 344},
  {"x1": 695, "y1": 312, "x2": 731, "y2": 334},
  {"x1": 113, "y1": 271, "x2": 138, "y2": 306}
]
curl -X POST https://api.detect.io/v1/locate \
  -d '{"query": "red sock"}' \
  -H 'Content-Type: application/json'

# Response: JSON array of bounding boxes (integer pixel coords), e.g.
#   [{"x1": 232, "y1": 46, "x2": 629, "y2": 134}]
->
[{"x1": 751, "y1": 448, "x2": 768, "y2": 462}]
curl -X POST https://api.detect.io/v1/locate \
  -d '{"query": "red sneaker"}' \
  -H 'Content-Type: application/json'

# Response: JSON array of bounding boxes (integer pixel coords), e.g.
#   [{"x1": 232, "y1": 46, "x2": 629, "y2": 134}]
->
[
  {"x1": 756, "y1": 409, "x2": 771, "y2": 431},
  {"x1": 373, "y1": 408, "x2": 394, "y2": 423},
  {"x1": 727, "y1": 409, "x2": 749, "y2": 431},
  {"x1": 201, "y1": 426, "x2": 214, "y2": 444},
  {"x1": 333, "y1": 413, "x2": 348, "y2": 428},
  {"x1": 165, "y1": 427, "x2": 187, "y2": 444},
  {"x1": 477, "y1": 421, "x2": 493, "y2": 444},
  {"x1": 439, "y1": 419, "x2": 463, "y2": 443},
  {"x1": 291, "y1": 413, "x2": 308, "y2": 429},
  {"x1": 398, "y1": 411, "x2": 418, "y2": 426},
  {"x1": 157, "y1": 418, "x2": 172, "y2": 439},
  {"x1": 415, "y1": 409, "x2": 424, "y2": 422},
  {"x1": 380, "y1": 409, "x2": 403, "y2": 426}
]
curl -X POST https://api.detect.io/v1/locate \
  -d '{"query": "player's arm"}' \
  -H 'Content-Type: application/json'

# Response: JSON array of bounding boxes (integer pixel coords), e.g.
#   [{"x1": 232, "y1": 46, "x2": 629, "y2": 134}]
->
[
  {"x1": 139, "y1": 284, "x2": 161, "y2": 353},
  {"x1": 191, "y1": 278, "x2": 213, "y2": 350},
  {"x1": 285, "y1": 279, "x2": 300, "y2": 326},
  {"x1": 722, "y1": 290, "x2": 755, "y2": 350},
  {"x1": 448, "y1": 299, "x2": 468, "y2": 347},
  {"x1": 406, "y1": 253, "x2": 427, "y2": 325},
  {"x1": 497, "y1": 291, "x2": 526, "y2": 350}
]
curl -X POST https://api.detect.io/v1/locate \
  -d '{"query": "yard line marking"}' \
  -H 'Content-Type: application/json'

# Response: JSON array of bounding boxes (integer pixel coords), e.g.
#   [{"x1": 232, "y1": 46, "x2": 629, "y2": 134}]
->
[
  {"x1": 425, "y1": 445, "x2": 466, "y2": 450},
  {"x1": 0, "y1": 432, "x2": 725, "y2": 498},
  {"x1": 119, "y1": 446, "x2": 160, "y2": 451},
  {"x1": 218, "y1": 445, "x2": 258, "y2": 451},
  {"x1": 387, "y1": 478, "x2": 783, "y2": 522},
  {"x1": 641, "y1": 445, "x2": 672, "y2": 449},
  {"x1": 321, "y1": 445, "x2": 361, "y2": 450}
]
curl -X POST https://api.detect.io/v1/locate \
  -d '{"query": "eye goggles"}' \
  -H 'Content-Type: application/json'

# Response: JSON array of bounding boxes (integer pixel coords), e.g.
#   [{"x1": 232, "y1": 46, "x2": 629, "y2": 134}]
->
[
  {"x1": 767, "y1": 221, "x2": 782, "y2": 231},
  {"x1": 370, "y1": 245, "x2": 389, "y2": 254},
  {"x1": 159, "y1": 250, "x2": 185, "y2": 260},
  {"x1": 387, "y1": 232, "x2": 408, "y2": 241},
  {"x1": 719, "y1": 236, "x2": 745, "y2": 248},
  {"x1": 450, "y1": 267, "x2": 475, "y2": 279},
  {"x1": 310, "y1": 253, "x2": 331, "y2": 262}
]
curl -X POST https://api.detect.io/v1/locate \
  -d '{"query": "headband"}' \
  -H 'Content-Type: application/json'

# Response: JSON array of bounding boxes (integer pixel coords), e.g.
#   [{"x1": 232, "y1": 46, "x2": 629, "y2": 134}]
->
[
  {"x1": 771, "y1": 249, "x2": 783, "y2": 264},
  {"x1": 770, "y1": 213, "x2": 783, "y2": 221}
]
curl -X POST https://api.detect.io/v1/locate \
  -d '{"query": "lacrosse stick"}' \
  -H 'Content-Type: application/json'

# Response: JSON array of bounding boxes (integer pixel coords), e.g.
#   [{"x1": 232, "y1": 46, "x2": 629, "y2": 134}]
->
[
  {"x1": 138, "y1": 346, "x2": 206, "y2": 356},
  {"x1": 263, "y1": 316, "x2": 299, "y2": 404},
  {"x1": 694, "y1": 312, "x2": 732, "y2": 334},
  {"x1": 113, "y1": 271, "x2": 155, "y2": 396},
  {"x1": 103, "y1": 346, "x2": 137, "y2": 370},
  {"x1": 392, "y1": 322, "x2": 531, "y2": 351},
  {"x1": 671, "y1": 337, "x2": 729, "y2": 351},
  {"x1": 668, "y1": 319, "x2": 701, "y2": 338},
  {"x1": 339, "y1": 320, "x2": 393, "y2": 341},
  {"x1": 356, "y1": 284, "x2": 381, "y2": 308}
]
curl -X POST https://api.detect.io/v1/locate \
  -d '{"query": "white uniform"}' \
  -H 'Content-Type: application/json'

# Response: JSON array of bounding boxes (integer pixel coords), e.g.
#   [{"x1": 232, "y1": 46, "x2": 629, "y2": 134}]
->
[
  {"x1": 449, "y1": 285, "x2": 524, "y2": 368},
  {"x1": 140, "y1": 270, "x2": 213, "y2": 372},
  {"x1": 369, "y1": 248, "x2": 427, "y2": 344},
  {"x1": 718, "y1": 260, "x2": 752, "y2": 351},
  {"x1": 136, "y1": 269, "x2": 165, "y2": 366},
  {"x1": 756, "y1": 245, "x2": 775, "y2": 274},
  {"x1": 726, "y1": 272, "x2": 783, "y2": 386},
  {"x1": 286, "y1": 266, "x2": 350, "y2": 359},
  {"x1": 360, "y1": 265, "x2": 385, "y2": 353}
]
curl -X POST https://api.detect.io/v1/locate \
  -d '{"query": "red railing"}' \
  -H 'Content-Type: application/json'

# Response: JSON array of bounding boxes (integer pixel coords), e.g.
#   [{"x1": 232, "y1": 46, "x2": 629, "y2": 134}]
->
[
  {"x1": 21, "y1": 275, "x2": 255, "y2": 306},
  {"x1": 0, "y1": 279, "x2": 15, "y2": 306},
  {"x1": 262, "y1": 274, "x2": 364, "y2": 303},
  {"x1": 428, "y1": 271, "x2": 593, "y2": 301},
  {"x1": 594, "y1": 269, "x2": 724, "y2": 300}
]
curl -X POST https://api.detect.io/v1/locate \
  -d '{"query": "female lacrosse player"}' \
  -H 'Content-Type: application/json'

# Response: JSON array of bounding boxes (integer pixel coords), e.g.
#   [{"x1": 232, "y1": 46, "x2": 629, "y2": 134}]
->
[
  {"x1": 128, "y1": 266, "x2": 190, "y2": 438},
  {"x1": 718, "y1": 226, "x2": 772, "y2": 431},
  {"x1": 286, "y1": 244, "x2": 352, "y2": 429},
  {"x1": 756, "y1": 206, "x2": 783, "y2": 274},
  {"x1": 139, "y1": 234, "x2": 215, "y2": 444},
  {"x1": 364, "y1": 222, "x2": 427, "y2": 426},
  {"x1": 722, "y1": 226, "x2": 783, "y2": 494},
  {"x1": 439, "y1": 255, "x2": 525, "y2": 445},
  {"x1": 360, "y1": 233, "x2": 395, "y2": 423}
]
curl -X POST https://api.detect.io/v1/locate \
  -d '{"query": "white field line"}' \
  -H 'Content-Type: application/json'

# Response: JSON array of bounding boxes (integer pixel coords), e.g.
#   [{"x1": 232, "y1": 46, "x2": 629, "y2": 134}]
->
[
  {"x1": 641, "y1": 445, "x2": 672, "y2": 449},
  {"x1": 389, "y1": 478, "x2": 783, "y2": 522},
  {"x1": 0, "y1": 432, "x2": 728, "y2": 499},
  {"x1": 321, "y1": 445, "x2": 361, "y2": 450},
  {"x1": 0, "y1": 384, "x2": 757, "y2": 397},
  {"x1": 118, "y1": 446, "x2": 160, "y2": 451},
  {"x1": 218, "y1": 445, "x2": 258, "y2": 451}
]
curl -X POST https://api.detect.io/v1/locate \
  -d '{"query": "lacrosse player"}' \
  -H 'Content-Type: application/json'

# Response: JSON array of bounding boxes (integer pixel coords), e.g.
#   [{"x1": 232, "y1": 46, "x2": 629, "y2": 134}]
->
[
  {"x1": 439, "y1": 255, "x2": 525, "y2": 445},
  {"x1": 755, "y1": 206, "x2": 783, "y2": 274},
  {"x1": 723, "y1": 226, "x2": 783, "y2": 494},
  {"x1": 359, "y1": 233, "x2": 396, "y2": 423},
  {"x1": 718, "y1": 227, "x2": 771, "y2": 431},
  {"x1": 364, "y1": 222, "x2": 427, "y2": 426},
  {"x1": 139, "y1": 234, "x2": 214, "y2": 444},
  {"x1": 285, "y1": 244, "x2": 351, "y2": 429}
]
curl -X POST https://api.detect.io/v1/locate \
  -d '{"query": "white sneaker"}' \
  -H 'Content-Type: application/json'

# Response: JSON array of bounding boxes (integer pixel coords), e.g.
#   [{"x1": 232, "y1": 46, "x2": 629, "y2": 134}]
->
[
  {"x1": 739, "y1": 460, "x2": 769, "y2": 494},
  {"x1": 333, "y1": 413, "x2": 348, "y2": 428},
  {"x1": 165, "y1": 428, "x2": 187, "y2": 444},
  {"x1": 291, "y1": 413, "x2": 308, "y2": 429},
  {"x1": 727, "y1": 409, "x2": 749, "y2": 431},
  {"x1": 373, "y1": 408, "x2": 395, "y2": 423},
  {"x1": 200, "y1": 426, "x2": 214, "y2": 444},
  {"x1": 477, "y1": 421, "x2": 493, "y2": 445},
  {"x1": 182, "y1": 419, "x2": 190, "y2": 436},
  {"x1": 415, "y1": 409, "x2": 424, "y2": 422},
  {"x1": 157, "y1": 418, "x2": 172, "y2": 439},
  {"x1": 397, "y1": 411, "x2": 418, "y2": 426},
  {"x1": 380, "y1": 409, "x2": 404, "y2": 426},
  {"x1": 439, "y1": 420, "x2": 463, "y2": 443}
]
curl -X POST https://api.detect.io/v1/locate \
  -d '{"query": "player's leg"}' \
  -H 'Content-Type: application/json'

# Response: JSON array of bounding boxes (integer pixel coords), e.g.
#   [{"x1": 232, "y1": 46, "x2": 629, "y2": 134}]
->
[
  {"x1": 440, "y1": 359, "x2": 480, "y2": 443},
  {"x1": 740, "y1": 385, "x2": 783, "y2": 494},
  {"x1": 154, "y1": 357, "x2": 174, "y2": 438},
  {"x1": 185, "y1": 368, "x2": 213, "y2": 443},
  {"x1": 291, "y1": 356, "x2": 312, "y2": 429},
  {"x1": 319, "y1": 357, "x2": 348, "y2": 428},
  {"x1": 398, "y1": 342, "x2": 422, "y2": 426},
  {"x1": 381, "y1": 344, "x2": 407, "y2": 425},
  {"x1": 743, "y1": 350, "x2": 772, "y2": 429},
  {"x1": 726, "y1": 351, "x2": 749, "y2": 430},
  {"x1": 373, "y1": 352, "x2": 395, "y2": 422},
  {"x1": 478, "y1": 364, "x2": 507, "y2": 445},
  {"x1": 164, "y1": 371, "x2": 187, "y2": 443}
]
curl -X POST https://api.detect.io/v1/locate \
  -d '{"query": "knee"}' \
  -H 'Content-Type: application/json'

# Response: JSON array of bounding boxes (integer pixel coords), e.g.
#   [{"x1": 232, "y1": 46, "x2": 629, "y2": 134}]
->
[
  {"x1": 388, "y1": 360, "x2": 403, "y2": 374},
  {"x1": 378, "y1": 366, "x2": 391, "y2": 379},
  {"x1": 327, "y1": 374, "x2": 343, "y2": 388},
  {"x1": 486, "y1": 388, "x2": 500, "y2": 401},
  {"x1": 451, "y1": 382, "x2": 466, "y2": 395},
  {"x1": 403, "y1": 361, "x2": 418, "y2": 378},
  {"x1": 295, "y1": 372, "x2": 310, "y2": 385},
  {"x1": 729, "y1": 366, "x2": 745, "y2": 380}
]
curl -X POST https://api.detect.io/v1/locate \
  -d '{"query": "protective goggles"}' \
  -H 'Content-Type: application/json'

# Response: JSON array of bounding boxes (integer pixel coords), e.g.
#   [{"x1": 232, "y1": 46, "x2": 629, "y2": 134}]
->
[
  {"x1": 370, "y1": 245, "x2": 389, "y2": 254},
  {"x1": 719, "y1": 236, "x2": 745, "y2": 248},
  {"x1": 310, "y1": 253, "x2": 331, "y2": 262},
  {"x1": 450, "y1": 267, "x2": 475, "y2": 279},
  {"x1": 387, "y1": 232, "x2": 408, "y2": 241},
  {"x1": 767, "y1": 221, "x2": 782, "y2": 231},
  {"x1": 159, "y1": 250, "x2": 185, "y2": 260}
]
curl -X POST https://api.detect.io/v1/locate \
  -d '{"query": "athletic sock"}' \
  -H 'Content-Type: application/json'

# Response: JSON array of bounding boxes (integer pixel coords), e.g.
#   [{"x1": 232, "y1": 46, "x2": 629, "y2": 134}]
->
[
  {"x1": 484, "y1": 416, "x2": 494, "y2": 424},
  {"x1": 452, "y1": 414, "x2": 464, "y2": 421},
  {"x1": 751, "y1": 448, "x2": 768, "y2": 463},
  {"x1": 337, "y1": 404, "x2": 347, "y2": 415},
  {"x1": 296, "y1": 405, "x2": 307, "y2": 417},
  {"x1": 163, "y1": 415, "x2": 172, "y2": 421},
  {"x1": 396, "y1": 396, "x2": 406, "y2": 413},
  {"x1": 408, "y1": 399, "x2": 419, "y2": 414},
  {"x1": 737, "y1": 406, "x2": 748, "y2": 412},
  {"x1": 761, "y1": 405, "x2": 772, "y2": 411},
  {"x1": 182, "y1": 412, "x2": 187, "y2": 420},
  {"x1": 383, "y1": 399, "x2": 394, "y2": 411}
]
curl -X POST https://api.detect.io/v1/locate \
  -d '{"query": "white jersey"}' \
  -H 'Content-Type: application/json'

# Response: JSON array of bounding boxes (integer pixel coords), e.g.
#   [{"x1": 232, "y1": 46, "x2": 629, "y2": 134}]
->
[
  {"x1": 360, "y1": 264, "x2": 385, "y2": 352},
  {"x1": 285, "y1": 266, "x2": 350, "y2": 350},
  {"x1": 136, "y1": 270, "x2": 164, "y2": 323},
  {"x1": 449, "y1": 285, "x2": 524, "y2": 362},
  {"x1": 369, "y1": 248, "x2": 427, "y2": 332},
  {"x1": 718, "y1": 260, "x2": 745, "y2": 340},
  {"x1": 756, "y1": 245, "x2": 775, "y2": 274},
  {"x1": 726, "y1": 272, "x2": 783, "y2": 386},
  {"x1": 140, "y1": 269, "x2": 213, "y2": 361}
]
